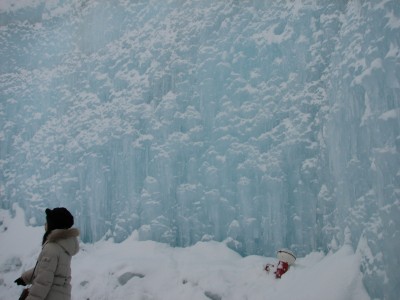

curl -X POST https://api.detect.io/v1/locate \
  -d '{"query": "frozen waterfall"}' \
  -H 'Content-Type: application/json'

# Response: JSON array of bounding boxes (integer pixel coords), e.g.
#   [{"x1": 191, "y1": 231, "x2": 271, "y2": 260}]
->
[{"x1": 0, "y1": 1, "x2": 399, "y2": 299}]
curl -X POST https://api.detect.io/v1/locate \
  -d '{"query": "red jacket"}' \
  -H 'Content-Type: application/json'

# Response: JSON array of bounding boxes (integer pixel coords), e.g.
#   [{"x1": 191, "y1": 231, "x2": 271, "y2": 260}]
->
[{"x1": 264, "y1": 260, "x2": 289, "y2": 279}]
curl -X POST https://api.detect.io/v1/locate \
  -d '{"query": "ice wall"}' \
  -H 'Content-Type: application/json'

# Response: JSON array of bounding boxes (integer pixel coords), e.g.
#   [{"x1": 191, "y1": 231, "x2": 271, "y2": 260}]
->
[{"x1": 0, "y1": 1, "x2": 399, "y2": 299}]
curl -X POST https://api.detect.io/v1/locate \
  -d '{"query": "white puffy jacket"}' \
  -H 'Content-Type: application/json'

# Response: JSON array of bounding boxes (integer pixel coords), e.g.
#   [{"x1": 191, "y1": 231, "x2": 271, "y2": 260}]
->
[{"x1": 22, "y1": 228, "x2": 80, "y2": 300}]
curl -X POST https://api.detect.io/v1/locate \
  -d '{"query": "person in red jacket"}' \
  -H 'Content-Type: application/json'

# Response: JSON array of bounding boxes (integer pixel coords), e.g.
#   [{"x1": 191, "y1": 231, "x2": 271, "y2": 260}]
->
[{"x1": 264, "y1": 249, "x2": 296, "y2": 279}]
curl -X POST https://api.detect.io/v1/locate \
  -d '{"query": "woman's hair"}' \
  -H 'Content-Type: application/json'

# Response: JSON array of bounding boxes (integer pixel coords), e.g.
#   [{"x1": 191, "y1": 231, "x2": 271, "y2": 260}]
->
[{"x1": 42, "y1": 230, "x2": 51, "y2": 245}]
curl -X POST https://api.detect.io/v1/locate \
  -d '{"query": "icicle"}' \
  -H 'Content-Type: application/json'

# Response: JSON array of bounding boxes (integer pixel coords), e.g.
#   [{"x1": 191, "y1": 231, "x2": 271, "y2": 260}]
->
[{"x1": 344, "y1": 226, "x2": 352, "y2": 245}]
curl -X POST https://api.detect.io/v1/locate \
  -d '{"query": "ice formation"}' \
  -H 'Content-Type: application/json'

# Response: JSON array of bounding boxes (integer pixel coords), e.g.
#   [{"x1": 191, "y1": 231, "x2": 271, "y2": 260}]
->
[{"x1": 0, "y1": 1, "x2": 399, "y2": 299}]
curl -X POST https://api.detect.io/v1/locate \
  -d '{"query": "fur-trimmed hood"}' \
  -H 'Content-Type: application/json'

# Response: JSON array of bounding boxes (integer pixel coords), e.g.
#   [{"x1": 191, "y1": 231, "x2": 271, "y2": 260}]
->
[{"x1": 45, "y1": 228, "x2": 80, "y2": 256}]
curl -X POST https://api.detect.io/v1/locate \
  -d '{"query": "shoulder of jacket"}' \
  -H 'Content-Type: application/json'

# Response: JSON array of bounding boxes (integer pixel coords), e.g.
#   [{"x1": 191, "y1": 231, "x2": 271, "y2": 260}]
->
[{"x1": 41, "y1": 242, "x2": 61, "y2": 257}]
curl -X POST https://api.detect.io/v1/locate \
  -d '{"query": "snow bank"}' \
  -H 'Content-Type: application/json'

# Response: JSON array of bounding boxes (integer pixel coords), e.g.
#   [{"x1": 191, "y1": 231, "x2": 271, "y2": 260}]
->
[{"x1": 0, "y1": 207, "x2": 370, "y2": 300}]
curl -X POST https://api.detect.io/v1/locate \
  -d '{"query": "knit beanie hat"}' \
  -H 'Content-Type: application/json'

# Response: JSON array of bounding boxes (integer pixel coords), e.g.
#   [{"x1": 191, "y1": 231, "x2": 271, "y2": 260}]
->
[{"x1": 45, "y1": 207, "x2": 74, "y2": 230}]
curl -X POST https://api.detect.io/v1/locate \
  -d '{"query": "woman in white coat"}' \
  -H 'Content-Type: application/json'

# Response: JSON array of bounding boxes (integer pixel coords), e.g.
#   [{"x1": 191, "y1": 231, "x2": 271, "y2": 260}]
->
[{"x1": 15, "y1": 207, "x2": 80, "y2": 300}]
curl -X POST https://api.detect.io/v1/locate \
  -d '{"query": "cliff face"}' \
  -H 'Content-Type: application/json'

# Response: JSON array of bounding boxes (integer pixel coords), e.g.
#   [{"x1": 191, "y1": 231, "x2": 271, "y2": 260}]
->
[{"x1": 0, "y1": 1, "x2": 399, "y2": 299}]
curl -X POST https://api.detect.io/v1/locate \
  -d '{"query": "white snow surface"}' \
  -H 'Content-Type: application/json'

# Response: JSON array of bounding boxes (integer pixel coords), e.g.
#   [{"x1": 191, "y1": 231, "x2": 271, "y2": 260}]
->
[{"x1": 0, "y1": 205, "x2": 369, "y2": 300}]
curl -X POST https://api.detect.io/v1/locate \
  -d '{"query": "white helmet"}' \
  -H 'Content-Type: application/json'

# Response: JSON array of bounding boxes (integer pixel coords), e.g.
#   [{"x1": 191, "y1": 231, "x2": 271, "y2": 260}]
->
[{"x1": 276, "y1": 249, "x2": 296, "y2": 265}]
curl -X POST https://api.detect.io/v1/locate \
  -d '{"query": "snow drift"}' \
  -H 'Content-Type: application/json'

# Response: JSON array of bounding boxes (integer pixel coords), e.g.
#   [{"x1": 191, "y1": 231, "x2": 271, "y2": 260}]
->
[{"x1": 0, "y1": 206, "x2": 370, "y2": 300}]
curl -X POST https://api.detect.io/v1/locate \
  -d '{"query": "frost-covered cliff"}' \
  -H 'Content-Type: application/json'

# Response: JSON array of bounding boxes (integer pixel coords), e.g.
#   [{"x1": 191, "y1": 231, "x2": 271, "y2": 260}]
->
[{"x1": 0, "y1": 1, "x2": 399, "y2": 299}]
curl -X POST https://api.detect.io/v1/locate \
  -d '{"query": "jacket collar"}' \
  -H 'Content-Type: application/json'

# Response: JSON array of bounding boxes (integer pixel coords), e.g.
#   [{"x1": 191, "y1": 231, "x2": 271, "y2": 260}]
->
[
  {"x1": 46, "y1": 228, "x2": 79, "y2": 243},
  {"x1": 45, "y1": 228, "x2": 80, "y2": 256}
]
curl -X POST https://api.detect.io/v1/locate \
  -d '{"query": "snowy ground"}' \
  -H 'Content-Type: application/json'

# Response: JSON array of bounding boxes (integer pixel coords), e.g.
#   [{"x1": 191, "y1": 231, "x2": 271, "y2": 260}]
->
[{"x1": 0, "y1": 205, "x2": 370, "y2": 300}]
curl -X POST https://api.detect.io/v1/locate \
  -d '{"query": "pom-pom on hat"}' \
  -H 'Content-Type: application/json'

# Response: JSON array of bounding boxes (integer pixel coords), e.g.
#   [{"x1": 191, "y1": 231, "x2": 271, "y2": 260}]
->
[{"x1": 45, "y1": 207, "x2": 74, "y2": 230}]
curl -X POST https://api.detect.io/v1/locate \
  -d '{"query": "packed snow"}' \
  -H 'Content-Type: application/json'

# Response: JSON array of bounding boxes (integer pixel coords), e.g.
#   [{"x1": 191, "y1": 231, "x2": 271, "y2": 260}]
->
[{"x1": 0, "y1": 205, "x2": 369, "y2": 300}]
